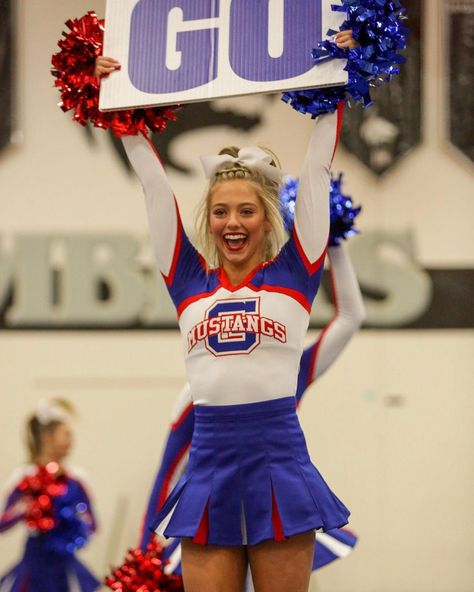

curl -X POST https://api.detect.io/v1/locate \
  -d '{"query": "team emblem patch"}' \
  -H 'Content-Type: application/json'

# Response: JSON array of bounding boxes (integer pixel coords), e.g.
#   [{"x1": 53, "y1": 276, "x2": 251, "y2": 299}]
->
[{"x1": 187, "y1": 297, "x2": 286, "y2": 356}]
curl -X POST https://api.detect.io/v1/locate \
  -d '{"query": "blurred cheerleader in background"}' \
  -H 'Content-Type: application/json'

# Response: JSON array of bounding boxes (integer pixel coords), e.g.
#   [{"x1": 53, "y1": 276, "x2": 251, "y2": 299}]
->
[{"x1": 0, "y1": 399, "x2": 100, "y2": 592}]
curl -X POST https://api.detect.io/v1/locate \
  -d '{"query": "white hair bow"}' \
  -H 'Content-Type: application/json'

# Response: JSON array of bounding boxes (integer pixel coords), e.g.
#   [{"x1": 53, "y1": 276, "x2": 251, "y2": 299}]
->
[
  {"x1": 36, "y1": 399, "x2": 71, "y2": 425},
  {"x1": 200, "y1": 147, "x2": 284, "y2": 182}
]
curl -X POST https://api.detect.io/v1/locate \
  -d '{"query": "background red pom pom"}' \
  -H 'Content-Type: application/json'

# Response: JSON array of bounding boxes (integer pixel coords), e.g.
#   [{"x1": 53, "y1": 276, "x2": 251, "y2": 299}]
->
[
  {"x1": 18, "y1": 463, "x2": 67, "y2": 533},
  {"x1": 105, "y1": 538, "x2": 184, "y2": 592}
]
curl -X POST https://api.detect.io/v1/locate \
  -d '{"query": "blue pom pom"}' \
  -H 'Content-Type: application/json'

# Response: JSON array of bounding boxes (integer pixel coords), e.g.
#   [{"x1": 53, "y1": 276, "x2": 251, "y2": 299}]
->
[
  {"x1": 279, "y1": 176, "x2": 299, "y2": 232},
  {"x1": 283, "y1": 0, "x2": 409, "y2": 117},
  {"x1": 279, "y1": 173, "x2": 361, "y2": 246},
  {"x1": 45, "y1": 491, "x2": 94, "y2": 556},
  {"x1": 328, "y1": 173, "x2": 362, "y2": 246}
]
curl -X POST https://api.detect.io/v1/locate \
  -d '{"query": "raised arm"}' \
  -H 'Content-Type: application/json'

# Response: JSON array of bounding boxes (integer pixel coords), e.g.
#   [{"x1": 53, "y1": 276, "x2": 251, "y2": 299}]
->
[
  {"x1": 95, "y1": 53, "x2": 182, "y2": 279},
  {"x1": 121, "y1": 135, "x2": 180, "y2": 280},
  {"x1": 294, "y1": 106, "x2": 343, "y2": 270},
  {"x1": 296, "y1": 243, "x2": 365, "y2": 401}
]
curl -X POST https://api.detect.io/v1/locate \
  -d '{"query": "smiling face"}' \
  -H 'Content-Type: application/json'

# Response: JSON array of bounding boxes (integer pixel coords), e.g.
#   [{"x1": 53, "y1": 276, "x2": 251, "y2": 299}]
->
[{"x1": 209, "y1": 179, "x2": 271, "y2": 274}]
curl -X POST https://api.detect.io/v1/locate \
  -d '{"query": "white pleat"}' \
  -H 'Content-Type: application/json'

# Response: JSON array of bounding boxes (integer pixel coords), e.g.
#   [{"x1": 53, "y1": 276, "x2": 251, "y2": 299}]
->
[
  {"x1": 317, "y1": 532, "x2": 353, "y2": 558},
  {"x1": 154, "y1": 499, "x2": 180, "y2": 537},
  {"x1": 163, "y1": 543, "x2": 182, "y2": 575}
]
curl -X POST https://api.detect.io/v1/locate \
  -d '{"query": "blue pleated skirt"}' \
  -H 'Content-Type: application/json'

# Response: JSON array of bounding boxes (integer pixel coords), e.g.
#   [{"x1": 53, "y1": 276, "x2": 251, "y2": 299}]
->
[{"x1": 151, "y1": 396, "x2": 349, "y2": 547}]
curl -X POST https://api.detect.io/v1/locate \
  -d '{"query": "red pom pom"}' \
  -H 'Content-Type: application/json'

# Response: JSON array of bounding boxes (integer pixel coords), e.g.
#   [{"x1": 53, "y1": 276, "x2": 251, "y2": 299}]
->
[
  {"x1": 105, "y1": 537, "x2": 183, "y2": 591},
  {"x1": 51, "y1": 12, "x2": 180, "y2": 137},
  {"x1": 18, "y1": 464, "x2": 68, "y2": 533}
]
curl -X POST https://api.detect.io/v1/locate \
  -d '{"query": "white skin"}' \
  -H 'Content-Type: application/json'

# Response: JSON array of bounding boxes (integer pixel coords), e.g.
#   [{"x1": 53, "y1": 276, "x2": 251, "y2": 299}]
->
[
  {"x1": 94, "y1": 28, "x2": 357, "y2": 592},
  {"x1": 209, "y1": 179, "x2": 271, "y2": 285},
  {"x1": 35, "y1": 422, "x2": 73, "y2": 467}
]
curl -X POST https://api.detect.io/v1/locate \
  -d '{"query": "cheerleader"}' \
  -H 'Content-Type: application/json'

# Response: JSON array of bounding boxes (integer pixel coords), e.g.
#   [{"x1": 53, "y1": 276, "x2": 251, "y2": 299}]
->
[
  {"x1": 96, "y1": 30, "x2": 358, "y2": 592},
  {"x1": 0, "y1": 399, "x2": 100, "y2": 592},
  {"x1": 138, "y1": 202, "x2": 365, "y2": 581}
]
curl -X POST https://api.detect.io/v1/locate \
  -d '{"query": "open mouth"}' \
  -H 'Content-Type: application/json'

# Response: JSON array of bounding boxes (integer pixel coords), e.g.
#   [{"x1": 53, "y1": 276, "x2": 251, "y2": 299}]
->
[{"x1": 223, "y1": 233, "x2": 248, "y2": 251}]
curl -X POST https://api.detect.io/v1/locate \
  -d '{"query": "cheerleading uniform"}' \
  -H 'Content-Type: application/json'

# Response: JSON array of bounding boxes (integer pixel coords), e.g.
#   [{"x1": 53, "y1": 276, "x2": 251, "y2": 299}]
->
[
  {"x1": 0, "y1": 466, "x2": 100, "y2": 592},
  {"x1": 137, "y1": 244, "x2": 364, "y2": 577},
  {"x1": 122, "y1": 106, "x2": 349, "y2": 546}
]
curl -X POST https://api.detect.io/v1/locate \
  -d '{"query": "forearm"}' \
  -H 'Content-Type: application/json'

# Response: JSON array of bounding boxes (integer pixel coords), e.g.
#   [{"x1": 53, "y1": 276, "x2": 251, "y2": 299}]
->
[
  {"x1": 311, "y1": 245, "x2": 365, "y2": 380},
  {"x1": 294, "y1": 107, "x2": 342, "y2": 265},
  {"x1": 121, "y1": 134, "x2": 180, "y2": 276},
  {"x1": 0, "y1": 493, "x2": 25, "y2": 533}
]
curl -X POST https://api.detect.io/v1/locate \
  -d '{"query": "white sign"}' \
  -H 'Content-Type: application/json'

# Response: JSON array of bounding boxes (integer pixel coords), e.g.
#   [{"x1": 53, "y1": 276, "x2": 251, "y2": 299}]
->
[{"x1": 100, "y1": 0, "x2": 347, "y2": 110}]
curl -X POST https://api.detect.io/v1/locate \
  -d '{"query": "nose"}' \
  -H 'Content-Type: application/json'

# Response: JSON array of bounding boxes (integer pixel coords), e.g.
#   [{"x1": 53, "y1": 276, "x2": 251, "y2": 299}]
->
[{"x1": 226, "y1": 211, "x2": 241, "y2": 229}]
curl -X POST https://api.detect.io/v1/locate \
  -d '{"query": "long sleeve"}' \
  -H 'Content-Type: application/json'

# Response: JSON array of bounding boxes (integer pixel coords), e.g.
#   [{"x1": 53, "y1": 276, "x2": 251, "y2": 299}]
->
[
  {"x1": 296, "y1": 244, "x2": 365, "y2": 401},
  {"x1": 122, "y1": 134, "x2": 205, "y2": 310},
  {"x1": 0, "y1": 487, "x2": 25, "y2": 533},
  {"x1": 121, "y1": 134, "x2": 180, "y2": 279},
  {"x1": 293, "y1": 105, "x2": 343, "y2": 272},
  {"x1": 0, "y1": 466, "x2": 36, "y2": 534},
  {"x1": 68, "y1": 467, "x2": 99, "y2": 535}
]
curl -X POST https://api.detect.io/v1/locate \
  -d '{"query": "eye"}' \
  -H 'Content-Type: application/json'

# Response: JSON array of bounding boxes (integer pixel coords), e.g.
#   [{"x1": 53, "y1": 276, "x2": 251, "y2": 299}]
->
[
  {"x1": 212, "y1": 208, "x2": 226, "y2": 217},
  {"x1": 241, "y1": 208, "x2": 256, "y2": 216}
]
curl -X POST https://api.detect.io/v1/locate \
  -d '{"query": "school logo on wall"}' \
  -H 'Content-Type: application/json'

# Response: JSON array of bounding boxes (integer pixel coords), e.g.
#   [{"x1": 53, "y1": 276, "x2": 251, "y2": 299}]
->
[{"x1": 187, "y1": 297, "x2": 287, "y2": 356}]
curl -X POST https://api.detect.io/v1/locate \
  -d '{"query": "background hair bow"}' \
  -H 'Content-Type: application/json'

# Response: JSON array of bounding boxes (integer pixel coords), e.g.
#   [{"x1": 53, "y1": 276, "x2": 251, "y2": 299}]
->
[
  {"x1": 36, "y1": 399, "x2": 72, "y2": 425},
  {"x1": 200, "y1": 147, "x2": 284, "y2": 182}
]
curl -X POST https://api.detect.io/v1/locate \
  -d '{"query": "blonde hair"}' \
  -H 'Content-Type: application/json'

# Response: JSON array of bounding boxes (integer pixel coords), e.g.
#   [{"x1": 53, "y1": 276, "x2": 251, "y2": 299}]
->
[
  {"x1": 26, "y1": 398, "x2": 75, "y2": 462},
  {"x1": 196, "y1": 146, "x2": 285, "y2": 269}
]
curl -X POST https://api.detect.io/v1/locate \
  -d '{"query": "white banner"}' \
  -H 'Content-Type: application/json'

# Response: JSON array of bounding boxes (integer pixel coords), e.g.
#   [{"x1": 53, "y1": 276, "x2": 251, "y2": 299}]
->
[{"x1": 100, "y1": 0, "x2": 347, "y2": 110}]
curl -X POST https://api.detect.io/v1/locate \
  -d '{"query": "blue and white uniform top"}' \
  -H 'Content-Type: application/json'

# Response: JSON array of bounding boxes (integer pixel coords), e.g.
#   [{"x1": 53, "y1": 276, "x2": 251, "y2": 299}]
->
[
  {"x1": 136, "y1": 241, "x2": 364, "y2": 574},
  {"x1": 122, "y1": 109, "x2": 342, "y2": 406}
]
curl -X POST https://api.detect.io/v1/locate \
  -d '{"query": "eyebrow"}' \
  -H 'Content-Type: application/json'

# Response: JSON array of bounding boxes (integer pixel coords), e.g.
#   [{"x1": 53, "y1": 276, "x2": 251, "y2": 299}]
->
[{"x1": 211, "y1": 202, "x2": 258, "y2": 208}]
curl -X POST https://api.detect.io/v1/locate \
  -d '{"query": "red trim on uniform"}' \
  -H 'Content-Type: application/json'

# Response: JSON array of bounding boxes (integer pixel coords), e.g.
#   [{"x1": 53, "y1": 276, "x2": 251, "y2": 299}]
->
[
  {"x1": 198, "y1": 252, "x2": 208, "y2": 271},
  {"x1": 307, "y1": 263, "x2": 340, "y2": 387},
  {"x1": 293, "y1": 227, "x2": 328, "y2": 276},
  {"x1": 291, "y1": 105, "x2": 342, "y2": 274},
  {"x1": 178, "y1": 278, "x2": 312, "y2": 318},
  {"x1": 248, "y1": 283, "x2": 311, "y2": 314},
  {"x1": 177, "y1": 285, "x2": 222, "y2": 318},
  {"x1": 142, "y1": 134, "x2": 192, "y2": 286},
  {"x1": 193, "y1": 503, "x2": 209, "y2": 545},
  {"x1": 171, "y1": 403, "x2": 194, "y2": 430},
  {"x1": 218, "y1": 264, "x2": 264, "y2": 292},
  {"x1": 144, "y1": 132, "x2": 164, "y2": 163},
  {"x1": 271, "y1": 490, "x2": 285, "y2": 542},
  {"x1": 332, "y1": 102, "x2": 344, "y2": 163},
  {"x1": 156, "y1": 442, "x2": 191, "y2": 511},
  {"x1": 306, "y1": 334, "x2": 324, "y2": 390},
  {"x1": 162, "y1": 201, "x2": 182, "y2": 287}
]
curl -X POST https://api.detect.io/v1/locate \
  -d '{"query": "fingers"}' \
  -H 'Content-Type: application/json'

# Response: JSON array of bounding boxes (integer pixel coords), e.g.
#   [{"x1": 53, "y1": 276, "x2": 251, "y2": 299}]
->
[
  {"x1": 94, "y1": 56, "x2": 121, "y2": 78},
  {"x1": 334, "y1": 30, "x2": 359, "y2": 49}
]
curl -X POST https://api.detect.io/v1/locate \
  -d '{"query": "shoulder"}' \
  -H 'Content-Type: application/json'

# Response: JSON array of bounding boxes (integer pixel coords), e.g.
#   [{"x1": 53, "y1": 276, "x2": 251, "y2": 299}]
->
[{"x1": 66, "y1": 465, "x2": 91, "y2": 485}]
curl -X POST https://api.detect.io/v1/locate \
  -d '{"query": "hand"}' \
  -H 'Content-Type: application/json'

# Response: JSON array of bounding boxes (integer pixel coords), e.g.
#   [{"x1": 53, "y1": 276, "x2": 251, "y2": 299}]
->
[
  {"x1": 94, "y1": 56, "x2": 121, "y2": 78},
  {"x1": 334, "y1": 30, "x2": 359, "y2": 49}
]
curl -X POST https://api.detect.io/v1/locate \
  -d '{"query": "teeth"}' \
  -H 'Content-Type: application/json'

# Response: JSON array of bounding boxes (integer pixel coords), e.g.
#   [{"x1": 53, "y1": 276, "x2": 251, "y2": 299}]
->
[{"x1": 225, "y1": 234, "x2": 246, "y2": 240}]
